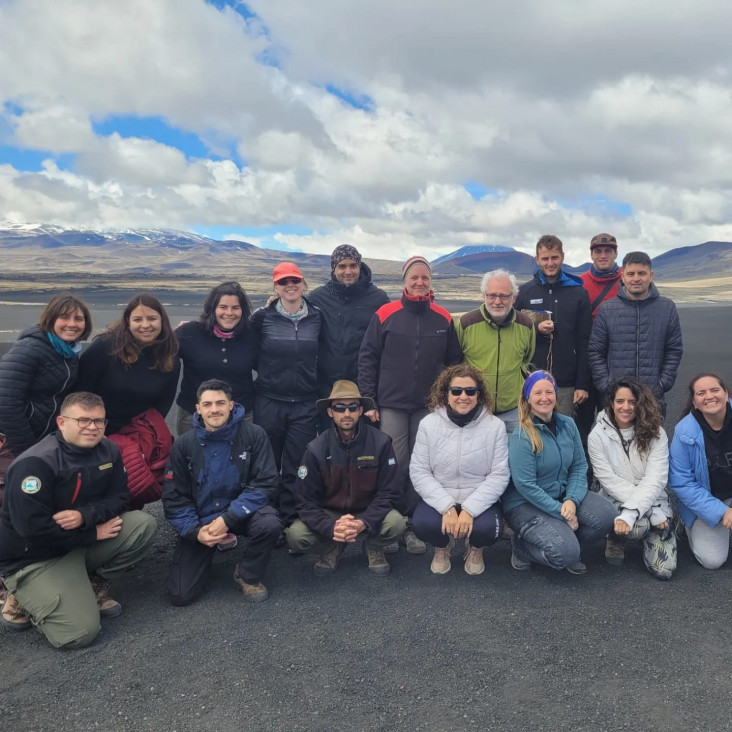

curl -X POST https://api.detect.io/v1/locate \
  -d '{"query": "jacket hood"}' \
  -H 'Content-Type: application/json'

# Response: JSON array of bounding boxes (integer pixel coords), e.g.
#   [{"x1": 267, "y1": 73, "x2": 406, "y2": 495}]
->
[
  {"x1": 193, "y1": 402, "x2": 246, "y2": 440},
  {"x1": 617, "y1": 282, "x2": 660, "y2": 304},
  {"x1": 18, "y1": 324, "x2": 48, "y2": 343},
  {"x1": 535, "y1": 269, "x2": 583, "y2": 288}
]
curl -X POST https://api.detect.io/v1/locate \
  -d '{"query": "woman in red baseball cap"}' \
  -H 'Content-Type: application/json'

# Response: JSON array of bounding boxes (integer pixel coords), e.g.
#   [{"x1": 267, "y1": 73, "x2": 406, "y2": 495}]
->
[{"x1": 250, "y1": 262, "x2": 321, "y2": 527}]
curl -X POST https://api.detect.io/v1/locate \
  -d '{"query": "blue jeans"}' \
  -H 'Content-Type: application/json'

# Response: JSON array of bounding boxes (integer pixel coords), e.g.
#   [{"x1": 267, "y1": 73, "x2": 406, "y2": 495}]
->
[
  {"x1": 505, "y1": 492, "x2": 616, "y2": 570},
  {"x1": 412, "y1": 500, "x2": 502, "y2": 548}
]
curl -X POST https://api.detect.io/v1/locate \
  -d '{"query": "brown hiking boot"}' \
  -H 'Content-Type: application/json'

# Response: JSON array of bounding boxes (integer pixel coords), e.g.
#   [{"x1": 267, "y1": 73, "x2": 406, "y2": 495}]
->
[
  {"x1": 313, "y1": 543, "x2": 342, "y2": 576},
  {"x1": 1, "y1": 593, "x2": 31, "y2": 631},
  {"x1": 233, "y1": 568, "x2": 269, "y2": 602},
  {"x1": 463, "y1": 544, "x2": 485, "y2": 575},
  {"x1": 91, "y1": 576, "x2": 122, "y2": 618},
  {"x1": 365, "y1": 544, "x2": 391, "y2": 576},
  {"x1": 402, "y1": 530, "x2": 427, "y2": 555},
  {"x1": 605, "y1": 536, "x2": 626, "y2": 566}
]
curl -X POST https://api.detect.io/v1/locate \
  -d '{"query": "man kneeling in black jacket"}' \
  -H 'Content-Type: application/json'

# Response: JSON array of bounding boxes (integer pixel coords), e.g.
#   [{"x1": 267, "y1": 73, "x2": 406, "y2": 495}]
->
[
  {"x1": 286, "y1": 381, "x2": 407, "y2": 576},
  {"x1": 163, "y1": 379, "x2": 282, "y2": 605}
]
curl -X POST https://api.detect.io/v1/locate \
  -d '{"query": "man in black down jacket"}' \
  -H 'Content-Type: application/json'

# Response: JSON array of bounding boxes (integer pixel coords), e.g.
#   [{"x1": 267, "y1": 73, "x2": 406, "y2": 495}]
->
[
  {"x1": 285, "y1": 381, "x2": 407, "y2": 577},
  {"x1": 309, "y1": 244, "x2": 389, "y2": 399},
  {"x1": 588, "y1": 251, "x2": 683, "y2": 414},
  {"x1": 514, "y1": 235, "x2": 593, "y2": 417}
]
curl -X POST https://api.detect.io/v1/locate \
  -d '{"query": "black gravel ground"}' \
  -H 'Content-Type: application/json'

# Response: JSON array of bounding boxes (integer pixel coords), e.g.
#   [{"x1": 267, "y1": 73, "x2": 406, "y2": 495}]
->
[{"x1": 2, "y1": 305, "x2": 731, "y2": 732}]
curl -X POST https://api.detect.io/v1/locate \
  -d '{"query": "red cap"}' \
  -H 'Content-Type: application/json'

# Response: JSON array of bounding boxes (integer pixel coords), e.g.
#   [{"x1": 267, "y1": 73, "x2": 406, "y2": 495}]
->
[{"x1": 273, "y1": 262, "x2": 304, "y2": 282}]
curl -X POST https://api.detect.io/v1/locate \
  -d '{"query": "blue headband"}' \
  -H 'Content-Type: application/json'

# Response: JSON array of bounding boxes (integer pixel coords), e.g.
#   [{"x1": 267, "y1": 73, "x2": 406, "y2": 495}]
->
[{"x1": 523, "y1": 370, "x2": 558, "y2": 400}]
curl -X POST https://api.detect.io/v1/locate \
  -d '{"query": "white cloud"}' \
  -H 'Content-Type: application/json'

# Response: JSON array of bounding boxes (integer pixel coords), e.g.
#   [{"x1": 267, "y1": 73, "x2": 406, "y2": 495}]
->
[{"x1": 1, "y1": 0, "x2": 732, "y2": 263}]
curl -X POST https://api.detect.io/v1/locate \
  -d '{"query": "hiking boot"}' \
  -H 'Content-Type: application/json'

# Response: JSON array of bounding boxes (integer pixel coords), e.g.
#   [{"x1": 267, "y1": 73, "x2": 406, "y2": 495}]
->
[
  {"x1": 91, "y1": 576, "x2": 122, "y2": 618},
  {"x1": 510, "y1": 534, "x2": 531, "y2": 571},
  {"x1": 233, "y1": 568, "x2": 269, "y2": 602},
  {"x1": 566, "y1": 561, "x2": 587, "y2": 576},
  {"x1": 0, "y1": 593, "x2": 31, "y2": 631},
  {"x1": 430, "y1": 546, "x2": 451, "y2": 575},
  {"x1": 216, "y1": 532, "x2": 238, "y2": 552},
  {"x1": 605, "y1": 536, "x2": 625, "y2": 566},
  {"x1": 383, "y1": 542, "x2": 399, "y2": 554},
  {"x1": 313, "y1": 543, "x2": 342, "y2": 576},
  {"x1": 463, "y1": 544, "x2": 485, "y2": 575},
  {"x1": 365, "y1": 544, "x2": 391, "y2": 576},
  {"x1": 402, "y1": 530, "x2": 427, "y2": 555}
]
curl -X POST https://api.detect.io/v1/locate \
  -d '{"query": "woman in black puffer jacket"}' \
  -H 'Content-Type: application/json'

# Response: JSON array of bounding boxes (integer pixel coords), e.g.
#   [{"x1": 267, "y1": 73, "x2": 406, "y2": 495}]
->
[{"x1": 0, "y1": 293, "x2": 92, "y2": 489}]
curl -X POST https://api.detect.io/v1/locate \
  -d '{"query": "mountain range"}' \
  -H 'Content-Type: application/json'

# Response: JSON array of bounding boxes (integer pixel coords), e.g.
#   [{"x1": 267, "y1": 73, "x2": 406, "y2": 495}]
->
[{"x1": 0, "y1": 223, "x2": 730, "y2": 302}]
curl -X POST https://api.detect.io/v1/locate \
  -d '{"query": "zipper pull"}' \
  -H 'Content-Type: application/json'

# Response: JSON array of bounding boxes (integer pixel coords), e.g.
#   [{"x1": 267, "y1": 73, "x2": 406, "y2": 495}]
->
[{"x1": 71, "y1": 472, "x2": 82, "y2": 504}]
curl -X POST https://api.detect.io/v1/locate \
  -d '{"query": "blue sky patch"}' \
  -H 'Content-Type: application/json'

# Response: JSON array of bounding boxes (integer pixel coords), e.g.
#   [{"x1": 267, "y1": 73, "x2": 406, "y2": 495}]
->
[
  {"x1": 0, "y1": 147, "x2": 75, "y2": 172},
  {"x1": 463, "y1": 181, "x2": 491, "y2": 200},
  {"x1": 325, "y1": 85, "x2": 375, "y2": 112},
  {"x1": 192, "y1": 223, "x2": 314, "y2": 252}
]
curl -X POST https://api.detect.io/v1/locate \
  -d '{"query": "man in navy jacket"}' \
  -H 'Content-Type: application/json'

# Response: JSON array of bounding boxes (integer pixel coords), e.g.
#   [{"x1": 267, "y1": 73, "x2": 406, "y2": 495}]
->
[{"x1": 163, "y1": 379, "x2": 281, "y2": 605}]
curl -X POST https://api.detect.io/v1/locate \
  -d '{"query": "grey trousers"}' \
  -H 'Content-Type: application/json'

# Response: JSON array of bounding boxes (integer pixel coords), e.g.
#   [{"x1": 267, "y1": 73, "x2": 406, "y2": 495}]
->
[
  {"x1": 3, "y1": 511, "x2": 157, "y2": 649},
  {"x1": 379, "y1": 407, "x2": 428, "y2": 516}
]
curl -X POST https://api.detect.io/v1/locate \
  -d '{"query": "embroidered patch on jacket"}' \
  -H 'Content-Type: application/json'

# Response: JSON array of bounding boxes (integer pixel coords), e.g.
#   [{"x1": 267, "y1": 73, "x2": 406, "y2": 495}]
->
[
  {"x1": 98, "y1": 462, "x2": 113, "y2": 471},
  {"x1": 165, "y1": 470, "x2": 173, "y2": 480},
  {"x1": 357, "y1": 455, "x2": 375, "y2": 461},
  {"x1": 21, "y1": 476, "x2": 41, "y2": 494},
  {"x1": 388, "y1": 458, "x2": 396, "y2": 466},
  {"x1": 297, "y1": 466, "x2": 307, "y2": 479},
  {"x1": 530, "y1": 298, "x2": 543, "y2": 305}
]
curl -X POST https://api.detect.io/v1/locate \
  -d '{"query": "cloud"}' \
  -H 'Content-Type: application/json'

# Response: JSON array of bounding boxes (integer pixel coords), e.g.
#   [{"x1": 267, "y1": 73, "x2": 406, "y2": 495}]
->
[{"x1": 1, "y1": 0, "x2": 732, "y2": 264}]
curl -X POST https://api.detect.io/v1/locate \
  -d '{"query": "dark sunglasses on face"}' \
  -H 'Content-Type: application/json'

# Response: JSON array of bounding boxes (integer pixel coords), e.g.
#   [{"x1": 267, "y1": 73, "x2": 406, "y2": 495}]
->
[
  {"x1": 330, "y1": 402, "x2": 361, "y2": 413},
  {"x1": 276, "y1": 277, "x2": 303, "y2": 286},
  {"x1": 449, "y1": 387, "x2": 478, "y2": 397}
]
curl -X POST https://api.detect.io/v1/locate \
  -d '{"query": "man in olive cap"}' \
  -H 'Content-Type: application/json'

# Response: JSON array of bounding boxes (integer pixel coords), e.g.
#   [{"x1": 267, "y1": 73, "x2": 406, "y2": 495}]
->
[{"x1": 286, "y1": 380, "x2": 406, "y2": 576}]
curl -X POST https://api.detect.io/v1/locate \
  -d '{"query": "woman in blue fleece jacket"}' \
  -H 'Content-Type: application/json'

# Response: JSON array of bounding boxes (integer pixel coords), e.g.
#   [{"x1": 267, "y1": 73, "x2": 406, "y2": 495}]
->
[
  {"x1": 669, "y1": 373, "x2": 732, "y2": 569},
  {"x1": 502, "y1": 370, "x2": 615, "y2": 575}
]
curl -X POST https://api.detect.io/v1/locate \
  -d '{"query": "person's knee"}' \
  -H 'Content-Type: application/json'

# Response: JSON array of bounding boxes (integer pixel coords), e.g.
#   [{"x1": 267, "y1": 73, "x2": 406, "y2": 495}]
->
[
  {"x1": 51, "y1": 611, "x2": 101, "y2": 649},
  {"x1": 285, "y1": 520, "x2": 317, "y2": 552},
  {"x1": 379, "y1": 510, "x2": 408, "y2": 542},
  {"x1": 544, "y1": 540, "x2": 581, "y2": 570},
  {"x1": 250, "y1": 509, "x2": 283, "y2": 543},
  {"x1": 693, "y1": 549, "x2": 727, "y2": 570}
]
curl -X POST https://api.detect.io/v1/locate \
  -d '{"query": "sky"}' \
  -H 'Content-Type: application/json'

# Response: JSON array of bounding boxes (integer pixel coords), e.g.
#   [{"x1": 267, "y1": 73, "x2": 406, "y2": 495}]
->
[{"x1": 2, "y1": 0, "x2": 732, "y2": 264}]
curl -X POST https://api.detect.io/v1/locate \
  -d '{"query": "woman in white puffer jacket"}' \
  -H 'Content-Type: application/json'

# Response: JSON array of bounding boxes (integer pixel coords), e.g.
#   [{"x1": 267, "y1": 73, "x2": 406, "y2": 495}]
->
[
  {"x1": 410, "y1": 364, "x2": 509, "y2": 576},
  {"x1": 588, "y1": 376, "x2": 676, "y2": 579}
]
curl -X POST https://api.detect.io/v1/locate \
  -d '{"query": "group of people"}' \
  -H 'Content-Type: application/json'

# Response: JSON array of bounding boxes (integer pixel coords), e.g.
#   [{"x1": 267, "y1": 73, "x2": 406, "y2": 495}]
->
[{"x1": 0, "y1": 234, "x2": 729, "y2": 652}]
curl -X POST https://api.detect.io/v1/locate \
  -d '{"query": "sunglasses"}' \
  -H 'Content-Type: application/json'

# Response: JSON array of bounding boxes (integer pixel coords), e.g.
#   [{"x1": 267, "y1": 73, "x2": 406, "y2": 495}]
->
[
  {"x1": 275, "y1": 277, "x2": 303, "y2": 286},
  {"x1": 330, "y1": 402, "x2": 361, "y2": 413},
  {"x1": 449, "y1": 387, "x2": 478, "y2": 397}
]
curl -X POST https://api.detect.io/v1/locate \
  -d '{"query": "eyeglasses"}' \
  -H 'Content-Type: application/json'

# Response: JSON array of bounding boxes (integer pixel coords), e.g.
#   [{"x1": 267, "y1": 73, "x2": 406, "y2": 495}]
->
[
  {"x1": 61, "y1": 416, "x2": 109, "y2": 429},
  {"x1": 484, "y1": 293, "x2": 513, "y2": 302},
  {"x1": 275, "y1": 277, "x2": 303, "y2": 286},
  {"x1": 330, "y1": 403, "x2": 361, "y2": 413},
  {"x1": 449, "y1": 387, "x2": 478, "y2": 397}
]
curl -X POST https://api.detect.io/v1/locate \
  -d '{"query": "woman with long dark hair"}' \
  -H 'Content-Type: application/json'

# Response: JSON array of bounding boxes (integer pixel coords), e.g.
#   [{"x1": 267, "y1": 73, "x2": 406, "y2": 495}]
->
[
  {"x1": 175, "y1": 282, "x2": 258, "y2": 435},
  {"x1": 0, "y1": 293, "x2": 92, "y2": 488},
  {"x1": 503, "y1": 370, "x2": 616, "y2": 575},
  {"x1": 669, "y1": 372, "x2": 732, "y2": 569},
  {"x1": 250, "y1": 263, "x2": 321, "y2": 526},
  {"x1": 410, "y1": 364, "x2": 509, "y2": 575},
  {"x1": 77, "y1": 293, "x2": 180, "y2": 434},
  {"x1": 588, "y1": 377, "x2": 676, "y2": 579}
]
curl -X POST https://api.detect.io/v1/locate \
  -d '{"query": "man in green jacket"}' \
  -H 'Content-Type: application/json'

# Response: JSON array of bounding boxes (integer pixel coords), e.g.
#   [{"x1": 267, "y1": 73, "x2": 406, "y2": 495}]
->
[{"x1": 455, "y1": 269, "x2": 535, "y2": 434}]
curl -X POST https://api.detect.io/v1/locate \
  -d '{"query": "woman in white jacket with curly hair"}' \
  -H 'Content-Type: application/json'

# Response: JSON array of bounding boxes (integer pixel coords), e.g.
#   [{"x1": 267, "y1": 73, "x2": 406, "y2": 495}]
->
[
  {"x1": 410, "y1": 364, "x2": 509, "y2": 576},
  {"x1": 588, "y1": 376, "x2": 676, "y2": 579}
]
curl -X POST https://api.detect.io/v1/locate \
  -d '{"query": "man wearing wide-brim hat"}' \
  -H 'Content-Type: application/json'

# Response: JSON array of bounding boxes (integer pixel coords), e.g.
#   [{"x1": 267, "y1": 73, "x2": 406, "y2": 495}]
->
[{"x1": 286, "y1": 380, "x2": 407, "y2": 577}]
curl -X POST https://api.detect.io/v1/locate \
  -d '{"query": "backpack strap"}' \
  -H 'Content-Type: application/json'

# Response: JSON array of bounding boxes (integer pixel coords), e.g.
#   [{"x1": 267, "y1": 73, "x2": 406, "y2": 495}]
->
[{"x1": 591, "y1": 279, "x2": 617, "y2": 312}]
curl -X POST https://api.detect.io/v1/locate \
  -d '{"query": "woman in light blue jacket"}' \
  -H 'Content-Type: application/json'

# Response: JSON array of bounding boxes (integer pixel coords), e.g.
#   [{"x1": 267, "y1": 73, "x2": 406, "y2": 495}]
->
[
  {"x1": 669, "y1": 372, "x2": 732, "y2": 569},
  {"x1": 503, "y1": 370, "x2": 616, "y2": 575}
]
